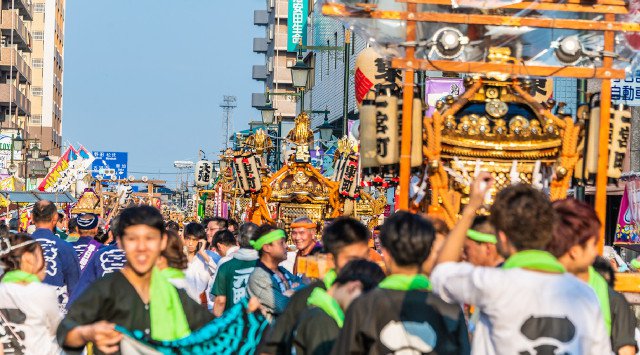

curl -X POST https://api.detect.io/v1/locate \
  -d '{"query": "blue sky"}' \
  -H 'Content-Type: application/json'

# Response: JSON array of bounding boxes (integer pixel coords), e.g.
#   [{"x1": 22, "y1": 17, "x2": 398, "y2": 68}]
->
[{"x1": 63, "y1": 1, "x2": 264, "y2": 186}]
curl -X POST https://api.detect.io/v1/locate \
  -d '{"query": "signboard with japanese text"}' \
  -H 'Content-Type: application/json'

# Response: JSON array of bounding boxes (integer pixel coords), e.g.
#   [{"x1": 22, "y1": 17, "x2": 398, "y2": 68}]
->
[
  {"x1": 287, "y1": 0, "x2": 307, "y2": 52},
  {"x1": 0, "y1": 135, "x2": 22, "y2": 171},
  {"x1": 91, "y1": 152, "x2": 128, "y2": 179},
  {"x1": 195, "y1": 160, "x2": 214, "y2": 187},
  {"x1": 338, "y1": 154, "x2": 360, "y2": 199},
  {"x1": 612, "y1": 70, "x2": 640, "y2": 106}
]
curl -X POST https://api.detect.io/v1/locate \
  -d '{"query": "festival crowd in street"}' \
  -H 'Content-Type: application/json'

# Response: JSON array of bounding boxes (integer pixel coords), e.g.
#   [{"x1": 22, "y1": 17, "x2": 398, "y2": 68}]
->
[{"x1": 0, "y1": 174, "x2": 638, "y2": 354}]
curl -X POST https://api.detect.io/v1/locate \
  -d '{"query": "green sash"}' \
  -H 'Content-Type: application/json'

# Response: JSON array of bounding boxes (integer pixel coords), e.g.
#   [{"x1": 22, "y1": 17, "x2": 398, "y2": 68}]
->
[
  {"x1": 378, "y1": 274, "x2": 431, "y2": 291},
  {"x1": 323, "y1": 269, "x2": 337, "y2": 289},
  {"x1": 503, "y1": 250, "x2": 566, "y2": 273},
  {"x1": 588, "y1": 266, "x2": 611, "y2": 335},
  {"x1": 161, "y1": 267, "x2": 186, "y2": 280},
  {"x1": 307, "y1": 287, "x2": 345, "y2": 328},
  {"x1": 149, "y1": 267, "x2": 191, "y2": 341},
  {"x1": 1, "y1": 270, "x2": 40, "y2": 284}
]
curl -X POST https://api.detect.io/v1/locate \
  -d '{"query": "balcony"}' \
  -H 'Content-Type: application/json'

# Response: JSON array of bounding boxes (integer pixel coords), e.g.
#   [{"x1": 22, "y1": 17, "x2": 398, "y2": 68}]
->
[
  {"x1": 274, "y1": 33, "x2": 287, "y2": 51},
  {"x1": 254, "y1": 10, "x2": 269, "y2": 26},
  {"x1": 253, "y1": 38, "x2": 268, "y2": 53},
  {"x1": 0, "y1": 10, "x2": 32, "y2": 52},
  {"x1": 0, "y1": 47, "x2": 31, "y2": 84},
  {"x1": 252, "y1": 93, "x2": 268, "y2": 108},
  {"x1": 252, "y1": 65, "x2": 268, "y2": 81},
  {"x1": 275, "y1": 0, "x2": 288, "y2": 18},
  {"x1": 0, "y1": 84, "x2": 31, "y2": 115},
  {"x1": 14, "y1": 0, "x2": 34, "y2": 21}
]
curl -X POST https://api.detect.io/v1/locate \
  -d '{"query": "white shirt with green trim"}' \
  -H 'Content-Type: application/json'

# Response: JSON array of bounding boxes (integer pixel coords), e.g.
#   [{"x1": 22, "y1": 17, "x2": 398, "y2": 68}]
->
[{"x1": 431, "y1": 262, "x2": 611, "y2": 355}]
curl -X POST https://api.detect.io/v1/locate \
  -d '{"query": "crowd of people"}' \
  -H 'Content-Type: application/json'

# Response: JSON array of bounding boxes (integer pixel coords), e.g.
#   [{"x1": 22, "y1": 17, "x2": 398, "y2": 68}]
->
[{"x1": 0, "y1": 174, "x2": 638, "y2": 354}]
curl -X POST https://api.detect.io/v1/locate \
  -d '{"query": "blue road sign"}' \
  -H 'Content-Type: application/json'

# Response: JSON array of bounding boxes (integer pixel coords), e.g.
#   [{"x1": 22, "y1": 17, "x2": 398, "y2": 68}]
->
[{"x1": 91, "y1": 151, "x2": 128, "y2": 179}]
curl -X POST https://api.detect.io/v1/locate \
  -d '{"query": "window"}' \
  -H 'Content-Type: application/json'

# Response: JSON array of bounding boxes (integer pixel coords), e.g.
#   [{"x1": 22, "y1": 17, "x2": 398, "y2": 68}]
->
[
  {"x1": 32, "y1": 58, "x2": 43, "y2": 68},
  {"x1": 34, "y1": 3, "x2": 45, "y2": 13},
  {"x1": 31, "y1": 87, "x2": 43, "y2": 96},
  {"x1": 30, "y1": 114, "x2": 42, "y2": 125},
  {"x1": 33, "y1": 31, "x2": 44, "y2": 41}
]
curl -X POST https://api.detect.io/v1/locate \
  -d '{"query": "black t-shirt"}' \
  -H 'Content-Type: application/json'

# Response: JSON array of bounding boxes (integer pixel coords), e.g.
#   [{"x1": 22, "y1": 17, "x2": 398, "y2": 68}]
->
[
  {"x1": 331, "y1": 288, "x2": 470, "y2": 355},
  {"x1": 261, "y1": 280, "x2": 325, "y2": 355},
  {"x1": 609, "y1": 287, "x2": 638, "y2": 352},
  {"x1": 57, "y1": 271, "x2": 214, "y2": 355},
  {"x1": 292, "y1": 307, "x2": 340, "y2": 355}
]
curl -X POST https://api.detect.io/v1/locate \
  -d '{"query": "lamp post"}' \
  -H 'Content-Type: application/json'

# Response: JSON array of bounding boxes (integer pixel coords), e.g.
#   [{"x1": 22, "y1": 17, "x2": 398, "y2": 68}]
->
[
  {"x1": 290, "y1": 46, "x2": 312, "y2": 112},
  {"x1": 294, "y1": 30, "x2": 351, "y2": 136}
]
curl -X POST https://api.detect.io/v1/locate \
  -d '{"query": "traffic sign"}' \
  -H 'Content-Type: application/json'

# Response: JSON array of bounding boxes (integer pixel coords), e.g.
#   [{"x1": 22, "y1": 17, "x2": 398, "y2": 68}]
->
[{"x1": 91, "y1": 151, "x2": 128, "y2": 179}]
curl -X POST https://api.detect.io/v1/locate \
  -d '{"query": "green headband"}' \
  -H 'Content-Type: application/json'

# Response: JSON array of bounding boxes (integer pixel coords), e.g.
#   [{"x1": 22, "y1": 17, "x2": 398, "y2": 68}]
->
[
  {"x1": 250, "y1": 229, "x2": 286, "y2": 251},
  {"x1": 467, "y1": 229, "x2": 497, "y2": 244}
]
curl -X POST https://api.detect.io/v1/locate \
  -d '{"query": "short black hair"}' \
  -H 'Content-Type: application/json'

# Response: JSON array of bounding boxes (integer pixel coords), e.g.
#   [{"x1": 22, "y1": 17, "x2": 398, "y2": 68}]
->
[
  {"x1": 253, "y1": 224, "x2": 281, "y2": 257},
  {"x1": 184, "y1": 222, "x2": 206, "y2": 240},
  {"x1": 202, "y1": 217, "x2": 228, "y2": 229},
  {"x1": 165, "y1": 220, "x2": 180, "y2": 233},
  {"x1": 108, "y1": 216, "x2": 120, "y2": 239},
  {"x1": 322, "y1": 217, "x2": 370, "y2": 259},
  {"x1": 228, "y1": 219, "x2": 239, "y2": 230},
  {"x1": 68, "y1": 217, "x2": 78, "y2": 234},
  {"x1": 471, "y1": 215, "x2": 495, "y2": 235},
  {"x1": 490, "y1": 184, "x2": 556, "y2": 251},
  {"x1": 213, "y1": 229, "x2": 236, "y2": 248},
  {"x1": 9, "y1": 218, "x2": 19, "y2": 230},
  {"x1": 115, "y1": 206, "x2": 165, "y2": 238},
  {"x1": 238, "y1": 222, "x2": 259, "y2": 249},
  {"x1": 592, "y1": 256, "x2": 616, "y2": 288},
  {"x1": 334, "y1": 259, "x2": 385, "y2": 292},
  {"x1": 380, "y1": 211, "x2": 435, "y2": 267},
  {"x1": 57, "y1": 212, "x2": 65, "y2": 221},
  {"x1": 32, "y1": 201, "x2": 57, "y2": 223}
]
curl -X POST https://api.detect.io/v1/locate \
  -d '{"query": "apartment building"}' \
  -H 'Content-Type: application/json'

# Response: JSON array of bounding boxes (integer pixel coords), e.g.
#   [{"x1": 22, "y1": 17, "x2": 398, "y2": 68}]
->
[
  {"x1": 29, "y1": 0, "x2": 64, "y2": 156},
  {"x1": 251, "y1": 0, "x2": 299, "y2": 120},
  {"x1": 0, "y1": 0, "x2": 32, "y2": 135}
]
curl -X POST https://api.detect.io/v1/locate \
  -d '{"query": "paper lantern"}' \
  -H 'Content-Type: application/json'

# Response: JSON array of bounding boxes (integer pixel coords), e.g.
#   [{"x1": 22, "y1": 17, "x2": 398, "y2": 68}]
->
[
  {"x1": 375, "y1": 91, "x2": 400, "y2": 165},
  {"x1": 359, "y1": 99, "x2": 378, "y2": 168}
]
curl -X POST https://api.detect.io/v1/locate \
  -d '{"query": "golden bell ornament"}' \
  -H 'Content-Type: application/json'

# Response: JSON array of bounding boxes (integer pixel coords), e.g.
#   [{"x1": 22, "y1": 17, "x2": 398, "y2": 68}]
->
[
  {"x1": 555, "y1": 166, "x2": 568, "y2": 180},
  {"x1": 428, "y1": 159, "x2": 440, "y2": 173}
]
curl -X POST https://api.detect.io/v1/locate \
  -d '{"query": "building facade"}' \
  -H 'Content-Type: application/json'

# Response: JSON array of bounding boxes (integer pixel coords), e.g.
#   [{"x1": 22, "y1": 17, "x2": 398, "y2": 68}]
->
[
  {"x1": 304, "y1": 2, "x2": 365, "y2": 134},
  {"x1": 28, "y1": 0, "x2": 64, "y2": 156},
  {"x1": 0, "y1": 0, "x2": 32, "y2": 135},
  {"x1": 252, "y1": 0, "x2": 298, "y2": 120}
]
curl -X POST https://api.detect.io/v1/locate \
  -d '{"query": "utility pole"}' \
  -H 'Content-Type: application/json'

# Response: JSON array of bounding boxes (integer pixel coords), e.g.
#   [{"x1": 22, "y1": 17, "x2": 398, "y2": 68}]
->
[{"x1": 220, "y1": 96, "x2": 237, "y2": 150}]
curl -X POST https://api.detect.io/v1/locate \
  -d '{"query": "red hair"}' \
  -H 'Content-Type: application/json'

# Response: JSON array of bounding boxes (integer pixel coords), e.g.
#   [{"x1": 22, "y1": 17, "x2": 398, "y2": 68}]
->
[{"x1": 547, "y1": 198, "x2": 601, "y2": 258}]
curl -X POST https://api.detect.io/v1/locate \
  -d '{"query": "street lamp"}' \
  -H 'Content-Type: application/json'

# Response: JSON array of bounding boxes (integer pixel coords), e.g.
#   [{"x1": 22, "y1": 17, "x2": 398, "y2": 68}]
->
[
  {"x1": 30, "y1": 144, "x2": 40, "y2": 159},
  {"x1": 43, "y1": 156, "x2": 52, "y2": 169},
  {"x1": 259, "y1": 99, "x2": 276, "y2": 125},
  {"x1": 290, "y1": 57, "x2": 311, "y2": 89},
  {"x1": 12, "y1": 135, "x2": 23, "y2": 151},
  {"x1": 318, "y1": 114, "x2": 333, "y2": 143}
]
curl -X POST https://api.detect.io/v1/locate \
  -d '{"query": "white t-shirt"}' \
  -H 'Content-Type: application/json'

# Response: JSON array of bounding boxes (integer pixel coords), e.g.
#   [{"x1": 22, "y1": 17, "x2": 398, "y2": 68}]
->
[
  {"x1": 0, "y1": 282, "x2": 63, "y2": 355},
  {"x1": 168, "y1": 278, "x2": 201, "y2": 303},
  {"x1": 431, "y1": 262, "x2": 611, "y2": 355},
  {"x1": 185, "y1": 256, "x2": 213, "y2": 300}
]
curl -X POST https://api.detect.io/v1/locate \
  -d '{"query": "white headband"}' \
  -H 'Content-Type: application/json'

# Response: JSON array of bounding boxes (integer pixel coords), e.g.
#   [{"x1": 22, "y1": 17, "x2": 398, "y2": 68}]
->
[{"x1": 0, "y1": 237, "x2": 37, "y2": 257}]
